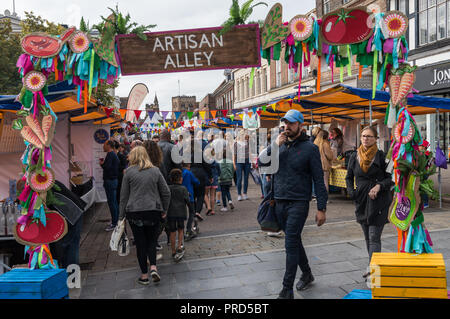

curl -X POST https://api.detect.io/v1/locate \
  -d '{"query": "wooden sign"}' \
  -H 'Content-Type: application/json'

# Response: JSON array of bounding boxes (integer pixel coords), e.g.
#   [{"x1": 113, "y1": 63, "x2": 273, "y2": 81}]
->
[
  {"x1": 116, "y1": 24, "x2": 261, "y2": 75},
  {"x1": 262, "y1": 3, "x2": 289, "y2": 50}
]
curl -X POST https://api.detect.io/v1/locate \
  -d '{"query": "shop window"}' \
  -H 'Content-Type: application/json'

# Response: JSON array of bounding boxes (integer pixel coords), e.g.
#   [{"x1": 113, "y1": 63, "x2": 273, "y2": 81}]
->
[
  {"x1": 418, "y1": 0, "x2": 449, "y2": 45},
  {"x1": 342, "y1": 0, "x2": 351, "y2": 4},
  {"x1": 323, "y1": 0, "x2": 331, "y2": 15}
]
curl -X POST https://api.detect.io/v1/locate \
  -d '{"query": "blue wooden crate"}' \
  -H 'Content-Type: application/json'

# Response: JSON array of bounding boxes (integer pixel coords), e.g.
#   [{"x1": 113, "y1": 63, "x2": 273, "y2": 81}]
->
[{"x1": 0, "y1": 268, "x2": 68, "y2": 299}]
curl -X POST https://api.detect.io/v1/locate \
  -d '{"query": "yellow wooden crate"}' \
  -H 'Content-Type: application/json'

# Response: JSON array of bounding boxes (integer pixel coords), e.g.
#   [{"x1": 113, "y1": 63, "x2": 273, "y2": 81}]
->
[{"x1": 369, "y1": 252, "x2": 448, "y2": 299}]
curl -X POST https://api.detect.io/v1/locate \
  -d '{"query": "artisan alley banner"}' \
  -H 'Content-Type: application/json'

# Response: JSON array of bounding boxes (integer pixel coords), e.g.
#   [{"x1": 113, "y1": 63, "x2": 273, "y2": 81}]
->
[{"x1": 116, "y1": 24, "x2": 261, "y2": 75}]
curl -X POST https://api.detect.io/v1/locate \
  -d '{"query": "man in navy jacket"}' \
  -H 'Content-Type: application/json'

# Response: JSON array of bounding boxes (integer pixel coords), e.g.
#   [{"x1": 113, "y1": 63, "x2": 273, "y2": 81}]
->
[{"x1": 258, "y1": 110, "x2": 328, "y2": 299}]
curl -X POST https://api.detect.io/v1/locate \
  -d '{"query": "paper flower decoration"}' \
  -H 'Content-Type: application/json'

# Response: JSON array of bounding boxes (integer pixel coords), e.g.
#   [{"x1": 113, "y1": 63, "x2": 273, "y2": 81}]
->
[
  {"x1": 28, "y1": 168, "x2": 55, "y2": 193},
  {"x1": 394, "y1": 122, "x2": 415, "y2": 144},
  {"x1": 289, "y1": 15, "x2": 313, "y2": 41},
  {"x1": 69, "y1": 31, "x2": 90, "y2": 53},
  {"x1": 23, "y1": 71, "x2": 47, "y2": 92},
  {"x1": 384, "y1": 11, "x2": 408, "y2": 38}
]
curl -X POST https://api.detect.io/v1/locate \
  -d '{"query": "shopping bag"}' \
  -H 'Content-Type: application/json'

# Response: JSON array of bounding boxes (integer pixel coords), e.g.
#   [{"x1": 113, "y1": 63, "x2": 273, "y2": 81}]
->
[
  {"x1": 435, "y1": 145, "x2": 447, "y2": 169},
  {"x1": 250, "y1": 168, "x2": 262, "y2": 185},
  {"x1": 117, "y1": 230, "x2": 130, "y2": 257},
  {"x1": 256, "y1": 178, "x2": 280, "y2": 232},
  {"x1": 110, "y1": 219, "x2": 125, "y2": 251}
]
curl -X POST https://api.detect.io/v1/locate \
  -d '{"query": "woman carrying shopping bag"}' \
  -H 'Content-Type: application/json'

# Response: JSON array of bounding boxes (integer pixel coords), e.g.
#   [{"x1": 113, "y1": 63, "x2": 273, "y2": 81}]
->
[{"x1": 119, "y1": 146, "x2": 171, "y2": 285}]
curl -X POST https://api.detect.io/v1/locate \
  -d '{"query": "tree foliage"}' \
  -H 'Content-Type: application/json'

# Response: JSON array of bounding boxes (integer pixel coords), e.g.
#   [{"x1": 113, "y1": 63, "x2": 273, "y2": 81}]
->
[
  {"x1": 93, "y1": 5, "x2": 156, "y2": 42},
  {"x1": 0, "y1": 19, "x2": 21, "y2": 94},
  {"x1": 219, "y1": 0, "x2": 268, "y2": 36}
]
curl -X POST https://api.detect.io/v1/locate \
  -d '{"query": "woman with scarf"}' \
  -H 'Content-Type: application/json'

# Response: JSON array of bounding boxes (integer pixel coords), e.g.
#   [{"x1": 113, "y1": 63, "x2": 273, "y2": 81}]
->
[{"x1": 345, "y1": 126, "x2": 393, "y2": 278}]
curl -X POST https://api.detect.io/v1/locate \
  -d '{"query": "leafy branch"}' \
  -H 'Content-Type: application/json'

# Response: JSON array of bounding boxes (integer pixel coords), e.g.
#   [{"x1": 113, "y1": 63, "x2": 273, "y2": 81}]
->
[{"x1": 219, "y1": 0, "x2": 268, "y2": 36}]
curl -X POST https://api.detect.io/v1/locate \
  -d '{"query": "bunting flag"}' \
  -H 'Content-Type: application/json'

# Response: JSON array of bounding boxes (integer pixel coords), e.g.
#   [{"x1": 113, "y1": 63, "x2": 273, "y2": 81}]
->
[
  {"x1": 210, "y1": 110, "x2": 217, "y2": 118},
  {"x1": 262, "y1": 105, "x2": 267, "y2": 112},
  {"x1": 256, "y1": 109, "x2": 262, "y2": 117},
  {"x1": 230, "y1": 114, "x2": 235, "y2": 121},
  {"x1": 148, "y1": 111, "x2": 155, "y2": 120},
  {"x1": 199, "y1": 111, "x2": 206, "y2": 120},
  {"x1": 134, "y1": 110, "x2": 142, "y2": 120},
  {"x1": 252, "y1": 107, "x2": 257, "y2": 114},
  {"x1": 221, "y1": 110, "x2": 228, "y2": 117},
  {"x1": 180, "y1": 121, "x2": 184, "y2": 127},
  {"x1": 244, "y1": 108, "x2": 249, "y2": 114},
  {"x1": 161, "y1": 111, "x2": 169, "y2": 121},
  {"x1": 189, "y1": 120, "x2": 194, "y2": 126},
  {"x1": 173, "y1": 122, "x2": 177, "y2": 128},
  {"x1": 164, "y1": 122, "x2": 169, "y2": 128},
  {"x1": 104, "y1": 107, "x2": 113, "y2": 117},
  {"x1": 248, "y1": 111, "x2": 253, "y2": 117},
  {"x1": 238, "y1": 113, "x2": 244, "y2": 121},
  {"x1": 119, "y1": 109, "x2": 127, "y2": 118},
  {"x1": 174, "y1": 111, "x2": 182, "y2": 120},
  {"x1": 187, "y1": 111, "x2": 194, "y2": 120},
  {"x1": 271, "y1": 103, "x2": 277, "y2": 112}
]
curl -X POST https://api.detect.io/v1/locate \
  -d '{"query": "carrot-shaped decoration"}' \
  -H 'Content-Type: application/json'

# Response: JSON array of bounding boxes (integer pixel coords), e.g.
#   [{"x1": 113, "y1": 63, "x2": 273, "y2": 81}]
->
[
  {"x1": 389, "y1": 71, "x2": 401, "y2": 106},
  {"x1": 41, "y1": 114, "x2": 56, "y2": 147},
  {"x1": 396, "y1": 70, "x2": 416, "y2": 106},
  {"x1": 21, "y1": 126, "x2": 44, "y2": 149},
  {"x1": 25, "y1": 115, "x2": 45, "y2": 144}
]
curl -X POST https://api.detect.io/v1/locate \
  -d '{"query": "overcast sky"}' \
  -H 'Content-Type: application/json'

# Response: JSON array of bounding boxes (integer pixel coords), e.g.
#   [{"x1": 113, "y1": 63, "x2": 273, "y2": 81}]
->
[{"x1": 6, "y1": 0, "x2": 315, "y2": 111}]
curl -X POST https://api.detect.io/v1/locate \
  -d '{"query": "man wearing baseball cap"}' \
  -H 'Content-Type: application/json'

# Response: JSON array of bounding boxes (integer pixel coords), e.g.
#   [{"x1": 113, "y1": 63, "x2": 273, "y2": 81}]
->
[{"x1": 258, "y1": 109, "x2": 328, "y2": 299}]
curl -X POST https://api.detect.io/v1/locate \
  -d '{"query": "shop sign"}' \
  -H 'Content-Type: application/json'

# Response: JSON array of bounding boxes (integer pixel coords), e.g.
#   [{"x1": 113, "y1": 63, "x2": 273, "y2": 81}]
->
[
  {"x1": 415, "y1": 61, "x2": 450, "y2": 93},
  {"x1": 116, "y1": 25, "x2": 261, "y2": 75}
]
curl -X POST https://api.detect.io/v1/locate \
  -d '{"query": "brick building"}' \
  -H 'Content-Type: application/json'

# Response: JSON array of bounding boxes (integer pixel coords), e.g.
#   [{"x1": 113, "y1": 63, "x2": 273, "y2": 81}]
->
[{"x1": 199, "y1": 94, "x2": 216, "y2": 120}]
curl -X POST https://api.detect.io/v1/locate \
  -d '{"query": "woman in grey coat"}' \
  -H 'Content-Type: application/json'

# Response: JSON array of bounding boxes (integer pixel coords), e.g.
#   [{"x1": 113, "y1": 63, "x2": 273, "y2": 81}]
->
[{"x1": 119, "y1": 146, "x2": 171, "y2": 285}]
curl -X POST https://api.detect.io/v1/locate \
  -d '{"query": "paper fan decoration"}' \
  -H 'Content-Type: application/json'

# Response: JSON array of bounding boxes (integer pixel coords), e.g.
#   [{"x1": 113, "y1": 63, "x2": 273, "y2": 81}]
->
[
  {"x1": 69, "y1": 31, "x2": 90, "y2": 53},
  {"x1": 384, "y1": 11, "x2": 408, "y2": 38},
  {"x1": 14, "y1": 211, "x2": 68, "y2": 246},
  {"x1": 28, "y1": 168, "x2": 55, "y2": 193},
  {"x1": 23, "y1": 71, "x2": 47, "y2": 92},
  {"x1": 394, "y1": 122, "x2": 415, "y2": 144},
  {"x1": 289, "y1": 15, "x2": 313, "y2": 41}
]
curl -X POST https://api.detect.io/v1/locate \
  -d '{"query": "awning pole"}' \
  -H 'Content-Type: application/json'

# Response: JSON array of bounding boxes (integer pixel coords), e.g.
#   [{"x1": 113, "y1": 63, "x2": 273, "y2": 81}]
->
[
  {"x1": 437, "y1": 109, "x2": 442, "y2": 209},
  {"x1": 310, "y1": 109, "x2": 313, "y2": 135},
  {"x1": 369, "y1": 99, "x2": 373, "y2": 125}
]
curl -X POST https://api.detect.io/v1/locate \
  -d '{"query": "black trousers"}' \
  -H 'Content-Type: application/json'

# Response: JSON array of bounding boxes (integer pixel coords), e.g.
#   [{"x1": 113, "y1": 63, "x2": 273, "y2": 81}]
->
[{"x1": 130, "y1": 221, "x2": 160, "y2": 274}]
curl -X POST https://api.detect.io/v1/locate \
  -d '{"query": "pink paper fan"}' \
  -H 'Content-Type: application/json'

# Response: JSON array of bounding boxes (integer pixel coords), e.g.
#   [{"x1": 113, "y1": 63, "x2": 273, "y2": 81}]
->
[
  {"x1": 384, "y1": 11, "x2": 408, "y2": 38},
  {"x1": 289, "y1": 15, "x2": 313, "y2": 41},
  {"x1": 70, "y1": 31, "x2": 90, "y2": 53},
  {"x1": 24, "y1": 71, "x2": 47, "y2": 92}
]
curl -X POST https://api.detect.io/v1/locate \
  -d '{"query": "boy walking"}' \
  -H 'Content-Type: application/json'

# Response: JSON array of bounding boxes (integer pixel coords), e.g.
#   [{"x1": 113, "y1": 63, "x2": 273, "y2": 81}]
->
[
  {"x1": 167, "y1": 169, "x2": 190, "y2": 262},
  {"x1": 181, "y1": 163, "x2": 200, "y2": 241},
  {"x1": 219, "y1": 150, "x2": 235, "y2": 212}
]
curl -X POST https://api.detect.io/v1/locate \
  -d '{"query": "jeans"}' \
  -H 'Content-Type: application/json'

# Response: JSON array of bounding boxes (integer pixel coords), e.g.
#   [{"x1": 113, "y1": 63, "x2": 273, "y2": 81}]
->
[
  {"x1": 236, "y1": 162, "x2": 251, "y2": 195},
  {"x1": 360, "y1": 224, "x2": 385, "y2": 262},
  {"x1": 50, "y1": 215, "x2": 83, "y2": 268},
  {"x1": 186, "y1": 202, "x2": 196, "y2": 233},
  {"x1": 276, "y1": 200, "x2": 311, "y2": 290},
  {"x1": 104, "y1": 179, "x2": 119, "y2": 226},
  {"x1": 130, "y1": 220, "x2": 160, "y2": 274},
  {"x1": 220, "y1": 184, "x2": 232, "y2": 207},
  {"x1": 261, "y1": 174, "x2": 271, "y2": 198}
]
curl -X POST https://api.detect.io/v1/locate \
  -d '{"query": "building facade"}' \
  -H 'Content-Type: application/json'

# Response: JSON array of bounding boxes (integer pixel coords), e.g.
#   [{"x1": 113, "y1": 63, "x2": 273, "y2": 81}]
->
[
  {"x1": 199, "y1": 94, "x2": 216, "y2": 120},
  {"x1": 171, "y1": 95, "x2": 199, "y2": 120},
  {"x1": 213, "y1": 70, "x2": 234, "y2": 112},
  {"x1": 0, "y1": 9, "x2": 21, "y2": 33}
]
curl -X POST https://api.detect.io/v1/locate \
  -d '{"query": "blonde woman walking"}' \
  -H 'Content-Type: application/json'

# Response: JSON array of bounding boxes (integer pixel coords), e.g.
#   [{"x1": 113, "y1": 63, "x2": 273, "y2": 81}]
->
[
  {"x1": 119, "y1": 146, "x2": 171, "y2": 285},
  {"x1": 314, "y1": 130, "x2": 334, "y2": 192}
]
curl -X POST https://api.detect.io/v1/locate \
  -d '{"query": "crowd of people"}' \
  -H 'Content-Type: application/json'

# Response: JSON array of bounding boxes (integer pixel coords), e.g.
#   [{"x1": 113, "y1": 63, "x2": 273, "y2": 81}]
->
[
  {"x1": 100, "y1": 128, "x2": 263, "y2": 284},
  {"x1": 99, "y1": 111, "x2": 432, "y2": 298}
]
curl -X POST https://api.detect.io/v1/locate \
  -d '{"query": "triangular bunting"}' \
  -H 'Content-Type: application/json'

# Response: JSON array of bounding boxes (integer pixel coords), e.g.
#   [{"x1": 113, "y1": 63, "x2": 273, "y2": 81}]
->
[
  {"x1": 262, "y1": 105, "x2": 267, "y2": 112},
  {"x1": 230, "y1": 115, "x2": 235, "y2": 121},
  {"x1": 134, "y1": 110, "x2": 142, "y2": 120},
  {"x1": 210, "y1": 110, "x2": 217, "y2": 118},
  {"x1": 189, "y1": 120, "x2": 194, "y2": 126},
  {"x1": 199, "y1": 111, "x2": 206, "y2": 120},
  {"x1": 161, "y1": 111, "x2": 169, "y2": 121},
  {"x1": 174, "y1": 112, "x2": 181, "y2": 120},
  {"x1": 256, "y1": 110, "x2": 262, "y2": 116},
  {"x1": 271, "y1": 103, "x2": 276, "y2": 111},
  {"x1": 119, "y1": 109, "x2": 127, "y2": 118},
  {"x1": 238, "y1": 113, "x2": 244, "y2": 120},
  {"x1": 148, "y1": 111, "x2": 155, "y2": 119},
  {"x1": 187, "y1": 111, "x2": 193, "y2": 120},
  {"x1": 221, "y1": 110, "x2": 228, "y2": 117}
]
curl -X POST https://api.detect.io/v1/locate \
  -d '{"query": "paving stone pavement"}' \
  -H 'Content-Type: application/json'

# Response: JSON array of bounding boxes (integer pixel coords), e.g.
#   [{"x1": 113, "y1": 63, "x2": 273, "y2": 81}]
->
[{"x1": 73, "y1": 183, "x2": 450, "y2": 299}]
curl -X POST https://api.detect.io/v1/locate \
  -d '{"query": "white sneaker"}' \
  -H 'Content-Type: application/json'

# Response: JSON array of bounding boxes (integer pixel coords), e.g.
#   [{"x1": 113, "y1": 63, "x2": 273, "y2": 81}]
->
[
  {"x1": 243, "y1": 194, "x2": 248, "y2": 200},
  {"x1": 267, "y1": 231, "x2": 283, "y2": 238},
  {"x1": 228, "y1": 201, "x2": 234, "y2": 209},
  {"x1": 156, "y1": 253, "x2": 163, "y2": 261},
  {"x1": 237, "y1": 195, "x2": 242, "y2": 201},
  {"x1": 220, "y1": 207, "x2": 228, "y2": 212}
]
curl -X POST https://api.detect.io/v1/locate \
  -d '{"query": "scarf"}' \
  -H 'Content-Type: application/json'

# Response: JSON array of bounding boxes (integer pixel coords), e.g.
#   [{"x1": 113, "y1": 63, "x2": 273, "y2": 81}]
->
[{"x1": 358, "y1": 143, "x2": 378, "y2": 173}]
